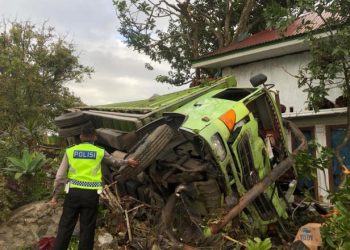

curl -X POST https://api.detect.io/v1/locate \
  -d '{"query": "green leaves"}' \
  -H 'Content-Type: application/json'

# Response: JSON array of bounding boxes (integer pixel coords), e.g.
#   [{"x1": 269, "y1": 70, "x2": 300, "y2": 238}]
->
[
  {"x1": 114, "y1": 0, "x2": 273, "y2": 85},
  {"x1": 4, "y1": 148, "x2": 47, "y2": 180},
  {"x1": 294, "y1": 140, "x2": 332, "y2": 180},
  {"x1": 321, "y1": 177, "x2": 350, "y2": 249},
  {"x1": 289, "y1": 9, "x2": 350, "y2": 233},
  {"x1": 0, "y1": 20, "x2": 91, "y2": 163},
  {"x1": 245, "y1": 237, "x2": 272, "y2": 250}
]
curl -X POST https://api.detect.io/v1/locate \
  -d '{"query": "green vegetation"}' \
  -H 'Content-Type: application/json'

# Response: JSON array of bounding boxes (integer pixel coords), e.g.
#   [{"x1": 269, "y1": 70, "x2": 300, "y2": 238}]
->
[
  {"x1": 294, "y1": 141, "x2": 333, "y2": 190},
  {"x1": 4, "y1": 149, "x2": 47, "y2": 180},
  {"x1": 304, "y1": 6, "x2": 349, "y2": 247},
  {"x1": 246, "y1": 237, "x2": 272, "y2": 250},
  {"x1": 321, "y1": 176, "x2": 350, "y2": 249},
  {"x1": 267, "y1": 1, "x2": 350, "y2": 248},
  {"x1": 68, "y1": 237, "x2": 79, "y2": 250},
  {"x1": 0, "y1": 148, "x2": 58, "y2": 220},
  {"x1": 0, "y1": 20, "x2": 92, "y2": 160},
  {"x1": 0, "y1": 19, "x2": 91, "y2": 223}
]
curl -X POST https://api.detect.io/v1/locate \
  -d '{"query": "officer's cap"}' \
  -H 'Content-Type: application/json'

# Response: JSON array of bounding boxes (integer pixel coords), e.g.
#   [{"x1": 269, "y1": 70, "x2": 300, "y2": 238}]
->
[{"x1": 81, "y1": 124, "x2": 96, "y2": 136}]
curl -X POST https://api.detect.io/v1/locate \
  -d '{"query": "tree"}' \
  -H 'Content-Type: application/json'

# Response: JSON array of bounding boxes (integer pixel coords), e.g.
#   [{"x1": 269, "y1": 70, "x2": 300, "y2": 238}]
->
[
  {"x1": 266, "y1": 2, "x2": 350, "y2": 248},
  {"x1": 0, "y1": 21, "x2": 93, "y2": 152},
  {"x1": 114, "y1": 0, "x2": 277, "y2": 85},
  {"x1": 269, "y1": 1, "x2": 350, "y2": 174},
  {"x1": 298, "y1": 2, "x2": 350, "y2": 173}
]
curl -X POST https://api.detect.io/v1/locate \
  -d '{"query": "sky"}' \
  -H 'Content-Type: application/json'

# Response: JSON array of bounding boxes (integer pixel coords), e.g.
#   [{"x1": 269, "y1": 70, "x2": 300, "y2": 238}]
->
[{"x1": 0, "y1": 0, "x2": 188, "y2": 105}]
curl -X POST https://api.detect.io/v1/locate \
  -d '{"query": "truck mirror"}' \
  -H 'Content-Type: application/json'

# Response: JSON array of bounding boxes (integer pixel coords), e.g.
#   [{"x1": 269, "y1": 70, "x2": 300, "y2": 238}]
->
[{"x1": 250, "y1": 73, "x2": 267, "y2": 87}]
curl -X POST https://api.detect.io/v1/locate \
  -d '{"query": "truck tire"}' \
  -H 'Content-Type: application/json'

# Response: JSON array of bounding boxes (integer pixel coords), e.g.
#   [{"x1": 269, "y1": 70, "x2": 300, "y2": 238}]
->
[
  {"x1": 116, "y1": 124, "x2": 174, "y2": 180},
  {"x1": 55, "y1": 111, "x2": 89, "y2": 128},
  {"x1": 194, "y1": 179, "x2": 222, "y2": 214},
  {"x1": 125, "y1": 180, "x2": 142, "y2": 198},
  {"x1": 58, "y1": 121, "x2": 93, "y2": 137}
]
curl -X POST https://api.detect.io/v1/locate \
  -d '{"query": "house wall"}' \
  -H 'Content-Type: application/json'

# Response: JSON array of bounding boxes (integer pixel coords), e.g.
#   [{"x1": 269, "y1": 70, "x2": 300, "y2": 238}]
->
[{"x1": 222, "y1": 52, "x2": 342, "y2": 114}]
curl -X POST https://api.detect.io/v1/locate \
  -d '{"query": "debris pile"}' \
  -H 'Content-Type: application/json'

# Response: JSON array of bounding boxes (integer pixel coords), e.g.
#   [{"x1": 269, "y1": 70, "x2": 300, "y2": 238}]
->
[{"x1": 99, "y1": 182, "x2": 326, "y2": 249}]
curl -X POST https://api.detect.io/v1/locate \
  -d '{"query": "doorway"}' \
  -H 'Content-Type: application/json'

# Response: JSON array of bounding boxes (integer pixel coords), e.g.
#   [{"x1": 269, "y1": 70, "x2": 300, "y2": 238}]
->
[{"x1": 327, "y1": 126, "x2": 350, "y2": 191}]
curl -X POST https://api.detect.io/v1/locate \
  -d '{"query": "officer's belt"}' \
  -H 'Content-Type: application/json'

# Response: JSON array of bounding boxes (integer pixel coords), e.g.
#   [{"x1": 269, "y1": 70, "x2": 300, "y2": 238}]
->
[{"x1": 69, "y1": 178, "x2": 102, "y2": 187}]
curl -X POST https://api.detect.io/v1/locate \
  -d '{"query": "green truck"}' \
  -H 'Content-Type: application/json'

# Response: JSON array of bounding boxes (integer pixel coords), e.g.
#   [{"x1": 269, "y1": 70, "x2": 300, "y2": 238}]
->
[{"x1": 55, "y1": 74, "x2": 305, "y2": 244}]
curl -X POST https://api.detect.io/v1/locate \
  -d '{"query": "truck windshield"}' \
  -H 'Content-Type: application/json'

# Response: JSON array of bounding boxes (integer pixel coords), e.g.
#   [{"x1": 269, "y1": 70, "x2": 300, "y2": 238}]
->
[{"x1": 213, "y1": 88, "x2": 255, "y2": 101}]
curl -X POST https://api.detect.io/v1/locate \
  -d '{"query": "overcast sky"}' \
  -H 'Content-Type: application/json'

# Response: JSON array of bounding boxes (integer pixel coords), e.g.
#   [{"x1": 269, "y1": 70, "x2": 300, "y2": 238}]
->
[{"x1": 1, "y1": 0, "x2": 188, "y2": 105}]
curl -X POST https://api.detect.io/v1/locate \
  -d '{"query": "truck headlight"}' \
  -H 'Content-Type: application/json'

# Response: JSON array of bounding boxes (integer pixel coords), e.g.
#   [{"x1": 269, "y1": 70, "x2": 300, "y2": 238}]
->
[{"x1": 211, "y1": 133, "x2": 227, "y2": 161}]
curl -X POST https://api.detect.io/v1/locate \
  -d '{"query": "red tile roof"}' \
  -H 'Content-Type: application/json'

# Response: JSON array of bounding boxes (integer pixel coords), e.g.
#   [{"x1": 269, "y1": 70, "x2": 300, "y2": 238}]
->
[{"x1": 199, "y1": 12, "x2": 331, "y2": 59}]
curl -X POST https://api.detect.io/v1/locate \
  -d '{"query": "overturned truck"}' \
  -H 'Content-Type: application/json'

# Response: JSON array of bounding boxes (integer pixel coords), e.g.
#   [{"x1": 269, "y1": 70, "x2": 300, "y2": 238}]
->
[{"x1": 55, "y1": 74, "x2": 306, "y2": 245}]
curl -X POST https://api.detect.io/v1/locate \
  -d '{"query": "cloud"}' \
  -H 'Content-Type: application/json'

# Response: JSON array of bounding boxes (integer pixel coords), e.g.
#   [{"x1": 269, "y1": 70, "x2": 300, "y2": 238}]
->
[
  {"x1": 72, "y1": 37, "x2": 187, "y2": 105},
  {"x1": 80, "y1": 39, "x2": 169, "y2": 79},
  {"x1": 68, "y1": 74, "x2": 188, "y2": 105},
  {"x1": 1, "y1": 0, "x2": 188, "y2": 105}
]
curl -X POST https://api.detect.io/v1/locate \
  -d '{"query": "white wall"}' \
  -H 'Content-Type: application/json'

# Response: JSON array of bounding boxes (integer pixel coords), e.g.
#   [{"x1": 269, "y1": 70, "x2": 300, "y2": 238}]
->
[{"x1": 222, "y1": 52, "x2": 342, "y2": 114}]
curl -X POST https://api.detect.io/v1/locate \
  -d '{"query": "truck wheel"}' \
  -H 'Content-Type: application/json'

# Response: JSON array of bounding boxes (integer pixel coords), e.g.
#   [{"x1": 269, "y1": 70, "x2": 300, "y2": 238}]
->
[
  {"x1": 165, "y1": 190, "x2": 221, "y2": 245},
  {"x1": 58, "y1": 121, "x2": 93, "y2": 137},
  {"x1": 116, "y1": 124, "x2": 174, "y2": 180},
  {"x1": 194, "y1": 179, "x2": 222, "y2": 213},
  {"x1": 55, "y1": 111, "x2": 89, "y2": 128}
]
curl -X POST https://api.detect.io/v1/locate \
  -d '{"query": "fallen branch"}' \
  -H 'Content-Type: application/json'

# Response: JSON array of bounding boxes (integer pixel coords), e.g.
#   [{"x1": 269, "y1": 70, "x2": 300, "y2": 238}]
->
[
  {"x1": 125, "y1": 210, "x2": 133, "y2": 242},
  {"x1": 127, "y1": 204, "x2": 145, "y2": 213},
  {"x1": 101, "y1": 183, "x2": 153, "y2": 244},
  {"x1": 124, "y1": 196, "x2": 154, "y2": 209},
  {"x1": 222, "y1": 234, "x2": 246, "y2": 247},
  {"x1": 210, "y1": 156, "x2": 294, "y2": 234},
  {"x1": 100, "y1": 184, "x2": 124, "y2": 212}
]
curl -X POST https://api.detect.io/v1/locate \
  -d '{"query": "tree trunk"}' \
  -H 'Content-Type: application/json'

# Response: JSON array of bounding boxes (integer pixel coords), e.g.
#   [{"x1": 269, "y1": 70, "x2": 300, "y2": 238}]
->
[
  {"x1": 223, "y1": 0, "x2": 233, "y2": 46},
  {"x1": 232, "y1": 0, "x2": 255, "y2": 42}
]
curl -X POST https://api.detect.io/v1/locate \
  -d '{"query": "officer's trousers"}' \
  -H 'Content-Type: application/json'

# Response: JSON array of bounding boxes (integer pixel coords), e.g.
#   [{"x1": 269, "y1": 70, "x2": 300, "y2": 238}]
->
[{"x1": 53, "y1": 188, "x2": 99, "y2": 250}]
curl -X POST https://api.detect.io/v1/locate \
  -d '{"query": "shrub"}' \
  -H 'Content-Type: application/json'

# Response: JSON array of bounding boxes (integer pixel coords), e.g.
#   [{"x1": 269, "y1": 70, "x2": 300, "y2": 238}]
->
[
  {"x1": 321, "y1": 177, "x2": 350, "y2": 249},
  {"x1": 245, "y1": 237, "x2": 272, "y2": 250},
  {"x1": 4, "y1": 148, "x2": 47, "y2": 180}
]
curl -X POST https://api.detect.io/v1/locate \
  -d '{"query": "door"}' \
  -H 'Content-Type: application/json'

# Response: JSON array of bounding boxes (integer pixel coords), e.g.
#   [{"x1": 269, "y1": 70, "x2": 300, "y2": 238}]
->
[{"x1": 329, "y1": 126, "x2": 350, "y2": 190}]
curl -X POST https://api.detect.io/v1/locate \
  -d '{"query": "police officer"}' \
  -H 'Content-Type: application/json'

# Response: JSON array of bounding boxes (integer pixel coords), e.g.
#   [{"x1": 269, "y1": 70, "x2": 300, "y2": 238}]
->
[{"x1": 50, "y1": 125, "x2": 138, "y2": 250}]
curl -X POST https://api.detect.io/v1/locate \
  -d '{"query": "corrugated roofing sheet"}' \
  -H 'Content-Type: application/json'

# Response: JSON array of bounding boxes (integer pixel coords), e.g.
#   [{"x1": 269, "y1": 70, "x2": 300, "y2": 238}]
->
[{"x1": 199, "y1": 12, "x2": 331, "y2": 59}]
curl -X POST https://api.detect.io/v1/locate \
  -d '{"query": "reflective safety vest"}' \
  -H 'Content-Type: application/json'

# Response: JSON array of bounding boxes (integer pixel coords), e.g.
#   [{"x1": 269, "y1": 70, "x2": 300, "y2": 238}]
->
[{"x1": 66, "y1": 143, "x2": 104, "y2": 190}]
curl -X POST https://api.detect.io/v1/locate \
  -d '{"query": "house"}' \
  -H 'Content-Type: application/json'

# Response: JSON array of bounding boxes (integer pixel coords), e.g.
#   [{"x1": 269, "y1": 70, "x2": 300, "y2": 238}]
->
[{"x1": 192, "y1": 13, "x2": 349, "y2": 202}]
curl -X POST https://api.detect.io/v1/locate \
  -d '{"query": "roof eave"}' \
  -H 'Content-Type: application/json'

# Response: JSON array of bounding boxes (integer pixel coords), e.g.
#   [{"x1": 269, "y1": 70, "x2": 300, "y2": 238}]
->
[
  {"x1": 282, "y1": 107, "x2": 347, "y2": 119},
  {"x1": 192, "y1": 32, "x2": 329, "y2": 69}
]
